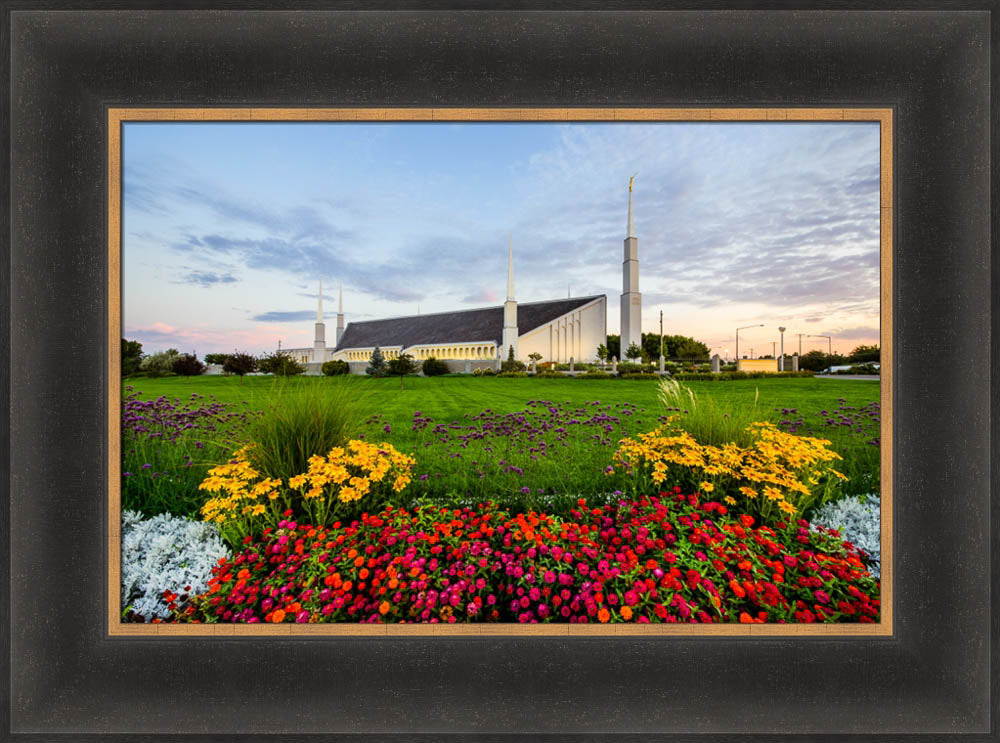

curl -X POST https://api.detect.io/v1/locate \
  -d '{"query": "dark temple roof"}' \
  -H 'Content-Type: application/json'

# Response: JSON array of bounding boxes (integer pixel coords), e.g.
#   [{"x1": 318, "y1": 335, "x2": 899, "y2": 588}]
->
[{"x1": 334, "y1": 295, "x2": 604, "y2": 351}]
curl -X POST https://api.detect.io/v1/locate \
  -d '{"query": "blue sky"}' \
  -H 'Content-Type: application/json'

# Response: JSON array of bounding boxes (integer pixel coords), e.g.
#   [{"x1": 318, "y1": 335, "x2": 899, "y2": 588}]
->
[{"x1": 123, "y1": 121, "x2": 881, "y2": 358}]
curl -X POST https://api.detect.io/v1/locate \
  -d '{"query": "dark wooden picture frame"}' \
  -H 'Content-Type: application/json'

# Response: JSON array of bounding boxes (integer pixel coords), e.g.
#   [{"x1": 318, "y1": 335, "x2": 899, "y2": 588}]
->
[{"x1": 3, "y1": 5, "x2": 994, "y2": 739}]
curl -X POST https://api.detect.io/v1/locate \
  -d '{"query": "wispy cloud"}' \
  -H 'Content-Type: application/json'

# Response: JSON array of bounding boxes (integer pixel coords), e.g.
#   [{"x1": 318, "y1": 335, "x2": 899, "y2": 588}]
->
[{"x1": 175, "y1": 270, "x2": 238, "y2": 287}]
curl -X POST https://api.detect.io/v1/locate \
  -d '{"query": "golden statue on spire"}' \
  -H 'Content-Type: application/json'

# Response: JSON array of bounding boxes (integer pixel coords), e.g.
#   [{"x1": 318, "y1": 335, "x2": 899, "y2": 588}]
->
[{"x1": 629, "y1": 172, "x2": 637, "y2": 192}]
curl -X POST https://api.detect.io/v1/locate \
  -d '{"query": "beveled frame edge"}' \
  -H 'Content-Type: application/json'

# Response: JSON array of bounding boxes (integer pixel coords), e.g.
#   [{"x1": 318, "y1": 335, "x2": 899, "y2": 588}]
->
[{"x1": 107, "y1": 106, "x2": 892, "y2": 638}]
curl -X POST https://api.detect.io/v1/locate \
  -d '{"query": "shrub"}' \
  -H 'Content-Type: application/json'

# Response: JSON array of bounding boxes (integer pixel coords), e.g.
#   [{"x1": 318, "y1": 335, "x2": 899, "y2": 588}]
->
[
  {"x1": 580, "y1": 370, "x2": 614, "y2": 379},
  {"x1": 810, "y1": 495, "x2": 881, "y2": 578},
  {"x1": 140, "y1": 349, "x2": 180, "y2": 377},
  {"x1": 121, "y1": 510, "x2": 229, "y2": 622},
  {"x1": 673, "y1": 371, "x2": 815, "y2": 381},
  {"x1": 258, "y1": 350, "x2": 305, "y2": 376},
  {"x1": 619, "y1": 372, "x2": 660, "y2": 380},
  {"x1": 497, "y1": 371, "x2": 528, "y2": 378},
  {"x1": 612, "y1": 421, "x2": 847, "y2": 526},
  {"x1": 472, "y1": 367, "x2": 496, "y2": 377},
  {"x1": 322, "y1": 359, "x2": 351, "y2": 376},
  {"x1": 616, "y1": 361, "x2": 654, "y2": 375},
  {"x1": 237, "y1": 378, "x2": 364, "y2": 487},
  {"x1": 172, "y1": 353, "x2": 206, "y2": 377},
  {"x1": 366, "y1": 347, "x2": 388, "y2": 377},
  {"x1": 223, "y1": 351, "x2": 258, "y2": 377},
  {"x1": 198, "y1": 440, "x2": 415, "y2": 547},
  {"x1": 176, "y1": 490, "x2": 879, "y2": 624},
  {"x1": 533, "y1": 370, "x2": 564, "y2": 378},
  {"x1": 421, "y1": 357, "x2": 449, "y2": 376}
]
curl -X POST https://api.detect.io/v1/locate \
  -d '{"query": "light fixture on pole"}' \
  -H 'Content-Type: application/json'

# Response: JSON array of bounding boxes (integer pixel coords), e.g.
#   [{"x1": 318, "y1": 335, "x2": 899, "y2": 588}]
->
[
  {"x1": 735, "y1": 324, "x2": 764, "y2": 366},
  {"x1": 778, "y1": 326, "x2": 786, "y2": 371}
]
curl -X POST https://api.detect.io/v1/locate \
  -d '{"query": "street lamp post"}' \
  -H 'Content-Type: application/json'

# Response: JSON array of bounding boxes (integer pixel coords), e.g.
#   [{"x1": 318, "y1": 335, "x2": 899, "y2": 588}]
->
[
  {"x1": 778, "y1": 326, "x2": 786, "y2": 371},
  {"x1": 735, "y1": 324, "x2": 764, "y2": 368}
]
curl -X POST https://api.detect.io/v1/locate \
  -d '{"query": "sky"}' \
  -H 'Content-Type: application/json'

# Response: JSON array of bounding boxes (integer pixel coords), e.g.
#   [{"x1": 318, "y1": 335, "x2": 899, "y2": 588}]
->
[{"x1": 123, "y1": 121, "x2": 881, "y2": 359}]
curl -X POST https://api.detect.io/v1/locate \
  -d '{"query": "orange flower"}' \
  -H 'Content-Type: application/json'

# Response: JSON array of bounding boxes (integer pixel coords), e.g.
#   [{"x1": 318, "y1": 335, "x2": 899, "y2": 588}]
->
[
  {"x1": 620, "y1": 606, "x2": 633, "y2": 621},
  {"x1": 271, "y1": 609, "x2": 286, "y2": 623},
  {"x1": 359, "y1": 568, "x2": 370, "y2": 580},
  {"x1": 739, "y1": 612, "x2": 754, "y2": 624},
  {"x1": 597, "y1": 608, "x2": 611, "y2": 623},
  {"x1": 379, "y1": 601, "x2": 391, "y2": 615},
  {"x1": 388, "y1": 578, "x2": 399, "y2": 590}
]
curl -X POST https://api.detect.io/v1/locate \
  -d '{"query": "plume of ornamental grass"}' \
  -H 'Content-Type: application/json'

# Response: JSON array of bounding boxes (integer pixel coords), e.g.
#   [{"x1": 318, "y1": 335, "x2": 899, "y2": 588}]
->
[
  {"x1": 238, "y1": 376, "x2": 368, "y2": 482},
  {"x1": 657, "y1": 377, "x2": 760, "y2": 448}
]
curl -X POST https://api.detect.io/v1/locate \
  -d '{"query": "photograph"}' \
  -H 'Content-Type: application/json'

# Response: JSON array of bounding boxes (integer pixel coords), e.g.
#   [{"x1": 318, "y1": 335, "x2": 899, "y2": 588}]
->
[{"x1": 115, "y1": 112, "x2": 886, "y2": 630}]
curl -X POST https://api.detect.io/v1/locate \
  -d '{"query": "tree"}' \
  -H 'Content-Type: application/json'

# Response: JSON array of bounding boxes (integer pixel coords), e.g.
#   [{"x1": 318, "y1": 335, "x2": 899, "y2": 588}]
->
[
  {"x1": 797, "y1": 349, "x2": 845, "y2": 372},
  {"x1": 421, "y1": 357, "x2": 449, "y2": 376},
  {"x1": 140, "y1": 348, "x2": 180, "y2": 376},
  {"x1": 366, "y1": 347, "x2": 388, "y2": 377},
  {"x1": 596, "y1": 344, "x2": 608, "y2": 364},
  {"x1": 605, "y1": 335, "x2": 621, "y2": 361},
  {"x1": 387, "y1": 353, "x2": 417, "y2": 389},
  {"x1": 625, "y1": 342, "x2": 643, "y2": 361},
  {"x1": 322, "y1": 359, "x2": 350, "y2": 376},
  {"x1": 223, "y1": 351, "x2": 257, "y2": 378},
  {"x1": 641, "y1": 333, "x2": 709, "y2": 360},
  {"x1": 527, "y1": 352, "x2": 543, "y2": 370},
  {"x1": 171, "y1": 353, "x2": 206, "y2": 377},
  {"x1": 258, "y1": 350, "x2": 305, "y2": 376},
  {"x1": 204, "y1": 353, "x2": 229, "y2": 366},
  {"x1": 387, "y1": 352, "x2": 418, "y2": 377},
  {"x1": 121, "y1": 338, "x2": 144, "y2": 376},
  {"x1": 501, "y1": 345, "x2": 526, "y2": 373},
  {"x1": 848, "y1": 344, "x2": 880, "y2": 363}
]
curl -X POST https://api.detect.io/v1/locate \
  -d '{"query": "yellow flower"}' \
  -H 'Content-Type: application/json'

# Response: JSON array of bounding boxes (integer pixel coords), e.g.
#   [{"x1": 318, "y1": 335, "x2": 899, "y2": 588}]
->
[
  {"x1": 778, "y1": 500, "x2": 797, "y2": 515},
  {"x1": 763, "y1": 486, "x2": 784, "y2": 501},
  {"x1": 739, "y1": 486, "x2": 758, "y2": 499},
  {"x1": 288, "y1": 474, "x2": 307, "y2": 489},
  {"x1": 699, "y1": 481, "x2": 714, "y2": 493},
  {"x1": 723, "y1": 496, "x2": 737, "y2": 505}
]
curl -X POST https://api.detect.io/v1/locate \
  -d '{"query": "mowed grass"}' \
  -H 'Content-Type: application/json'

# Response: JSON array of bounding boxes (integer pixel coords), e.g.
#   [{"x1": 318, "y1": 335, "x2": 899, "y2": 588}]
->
[
  {"x1": 127, "y1": 374, "x2": 878, "y2": 424},
  {"x1": 125, "y1": 375, "x2": 881, "y2": 510}
]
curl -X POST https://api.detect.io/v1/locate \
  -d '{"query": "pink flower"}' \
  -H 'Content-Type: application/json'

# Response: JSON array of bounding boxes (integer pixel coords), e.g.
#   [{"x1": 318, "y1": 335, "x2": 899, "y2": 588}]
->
[{"x1": 543, "y1": 570, "x2": 556, "y2": 584}]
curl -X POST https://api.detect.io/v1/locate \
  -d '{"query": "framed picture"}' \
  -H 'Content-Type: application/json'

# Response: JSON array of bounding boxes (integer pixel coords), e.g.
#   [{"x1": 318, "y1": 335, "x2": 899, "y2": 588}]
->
[{"x1": 5, "y1": 5, "x2": 993, "y2": 740}]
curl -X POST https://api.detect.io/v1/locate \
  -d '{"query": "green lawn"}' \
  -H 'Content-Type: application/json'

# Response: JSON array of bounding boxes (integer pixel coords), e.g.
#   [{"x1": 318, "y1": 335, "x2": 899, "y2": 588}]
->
[{"x1": 126, "y1": 373, "x2": 879, "y2": 422}]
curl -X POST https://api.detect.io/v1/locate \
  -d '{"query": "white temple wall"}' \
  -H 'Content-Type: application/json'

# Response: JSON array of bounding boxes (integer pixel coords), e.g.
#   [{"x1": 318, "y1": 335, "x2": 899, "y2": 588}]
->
[{"x1": 517, "y1": 297, "x2": 607, "y2": 363}]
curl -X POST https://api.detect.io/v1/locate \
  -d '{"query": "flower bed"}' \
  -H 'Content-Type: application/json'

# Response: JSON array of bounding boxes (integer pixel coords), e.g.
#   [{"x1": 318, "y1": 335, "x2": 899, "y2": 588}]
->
[{"x1": 168, "y1": 488, "x2": 879, "y2": 625}]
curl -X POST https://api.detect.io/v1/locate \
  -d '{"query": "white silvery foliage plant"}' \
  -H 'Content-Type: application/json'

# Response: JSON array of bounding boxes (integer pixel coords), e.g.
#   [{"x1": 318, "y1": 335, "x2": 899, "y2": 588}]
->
[
  {"x1": 121, "y1": 510, "x2": 230, "y2": 620},
  {"x1": 810, "y1": 495, "x2": 881, "y2": 579}
]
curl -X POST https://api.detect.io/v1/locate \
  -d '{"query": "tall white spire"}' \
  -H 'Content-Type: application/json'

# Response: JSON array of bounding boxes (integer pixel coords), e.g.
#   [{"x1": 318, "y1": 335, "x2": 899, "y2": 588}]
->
[
  {"x1": 336, "y1": 280, "x2": 345, "y2": 345},
  {"x1": 503, "y1": 234, "x2": 518, "y2": 360},
  {"x1": 314, "y1": 279, "x2": 327, "y2": 362},
  {"x1": 620, "y1": 175, "x2": 642, "y2": 353},
  {"x1": 506, "y1": 233, "x2": 515, "y2": 300}
]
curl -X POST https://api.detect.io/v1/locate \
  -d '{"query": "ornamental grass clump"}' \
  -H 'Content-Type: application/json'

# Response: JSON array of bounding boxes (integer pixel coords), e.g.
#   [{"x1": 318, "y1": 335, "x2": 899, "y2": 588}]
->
[
  {"x1": 657, "y1": 377, "x2": 761, "y2": 447},
  {"x1": 238, "y1": 377, "x2": 366, "y2": 483},
  {"x1": 611, "y1": 421, "x2": 847, "y2": 525},
  {"x1": 171, "y1": 488, "x2": 878, "y2": 625},
  {"x1": 198, "y1": 441, "x2": 415, "y2": 547}
]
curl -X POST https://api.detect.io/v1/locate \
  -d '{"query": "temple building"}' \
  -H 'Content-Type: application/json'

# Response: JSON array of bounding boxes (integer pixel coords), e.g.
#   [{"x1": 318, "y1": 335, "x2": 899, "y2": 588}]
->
[{"x1": 281, "y1": 180, "x2": 641, "y2": 374}]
